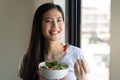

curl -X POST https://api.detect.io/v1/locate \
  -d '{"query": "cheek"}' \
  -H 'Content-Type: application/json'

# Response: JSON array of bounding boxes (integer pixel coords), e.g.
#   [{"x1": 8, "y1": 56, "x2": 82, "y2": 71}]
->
[
  {"x1": 60, "y1": 23, "x2": 64, "y2": 31},
  {"x1": 42, "y1": 24, "x2": 50, "y2": 31},
  {"x1": 42, "y1": 25, "x2": 49, "y2": 35}
]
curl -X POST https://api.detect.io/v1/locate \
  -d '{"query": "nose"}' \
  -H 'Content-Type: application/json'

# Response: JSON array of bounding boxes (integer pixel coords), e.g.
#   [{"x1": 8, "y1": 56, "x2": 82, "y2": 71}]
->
[{"x1": 52, "y1": 20, "x2": 58, "y2": 28}]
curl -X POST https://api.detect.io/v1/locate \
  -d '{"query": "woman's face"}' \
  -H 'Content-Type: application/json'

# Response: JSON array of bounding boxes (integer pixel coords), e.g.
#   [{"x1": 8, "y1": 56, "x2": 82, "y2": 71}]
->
[{"x1": 42, "y1": 8, "x2": 64, "y2": 42}]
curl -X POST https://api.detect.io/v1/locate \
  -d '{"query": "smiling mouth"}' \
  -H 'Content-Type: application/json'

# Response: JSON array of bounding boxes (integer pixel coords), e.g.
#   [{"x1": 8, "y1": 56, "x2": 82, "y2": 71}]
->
[
  {"x1": 50, "y1": 31, "x2": 59, "y2": 35},
  {"x1": 50, "y1": 29, "x2": 60, "y2": 35}
]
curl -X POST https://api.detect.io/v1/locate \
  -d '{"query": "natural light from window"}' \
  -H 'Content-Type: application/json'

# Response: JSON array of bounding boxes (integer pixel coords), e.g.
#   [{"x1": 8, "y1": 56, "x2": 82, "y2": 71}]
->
[{"x1": 81, "y1": 0, "x2": 110, "y2": 80}]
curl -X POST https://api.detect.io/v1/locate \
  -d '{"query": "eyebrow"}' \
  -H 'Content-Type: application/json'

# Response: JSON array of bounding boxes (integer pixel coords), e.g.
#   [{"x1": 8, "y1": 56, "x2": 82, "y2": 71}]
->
[{"x1": 43, "y1": 17, "x2": 63, "y2": 20}]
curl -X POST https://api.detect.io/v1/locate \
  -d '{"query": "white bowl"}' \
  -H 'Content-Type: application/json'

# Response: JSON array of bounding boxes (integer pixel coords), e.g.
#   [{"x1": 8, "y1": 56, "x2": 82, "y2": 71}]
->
[{"x1": 38, "y1": 62, "x2": 69, "y2": 79}]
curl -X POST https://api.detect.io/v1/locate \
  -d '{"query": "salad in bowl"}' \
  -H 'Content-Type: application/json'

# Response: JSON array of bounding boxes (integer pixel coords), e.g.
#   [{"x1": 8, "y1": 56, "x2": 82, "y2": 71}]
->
[{"x1": 38, "y1": 61, "x2": 69, "y2": 79}]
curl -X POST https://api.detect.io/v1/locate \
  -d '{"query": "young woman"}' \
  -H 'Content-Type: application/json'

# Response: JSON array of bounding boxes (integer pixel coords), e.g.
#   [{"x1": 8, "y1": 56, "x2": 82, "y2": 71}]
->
[{"x1": 18, "y1": 3, "x2": 88, "y2": 80}]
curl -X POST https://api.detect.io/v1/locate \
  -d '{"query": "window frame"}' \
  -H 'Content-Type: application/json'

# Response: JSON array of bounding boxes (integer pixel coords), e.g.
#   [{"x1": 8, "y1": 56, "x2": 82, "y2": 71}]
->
[{"x1": 65, "y1": 0, "x2": 81, "y2": 47}]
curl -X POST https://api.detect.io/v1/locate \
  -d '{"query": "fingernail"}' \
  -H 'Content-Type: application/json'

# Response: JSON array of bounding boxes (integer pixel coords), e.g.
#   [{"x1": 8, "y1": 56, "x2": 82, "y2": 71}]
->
[
  {"x1": 81, "y1": 59, "x2": 85, "y2": 62},
  {"x1": 77, "y1": 59, "x2": 81, "y2": 61}
]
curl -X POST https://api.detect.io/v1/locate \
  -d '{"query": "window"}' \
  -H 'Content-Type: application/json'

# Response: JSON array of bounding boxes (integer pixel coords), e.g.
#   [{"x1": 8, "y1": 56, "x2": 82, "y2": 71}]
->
[
  {"x1": 66, "y1": 0, "x2": 110, "y2": 80},
  {"x1": 81, "y1": 0, "x2": 110, "y2": 80}
]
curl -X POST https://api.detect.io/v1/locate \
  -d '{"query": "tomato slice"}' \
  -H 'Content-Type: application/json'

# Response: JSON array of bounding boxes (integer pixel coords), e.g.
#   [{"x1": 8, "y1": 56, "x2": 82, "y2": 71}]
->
[
  {"x1": 48, "y1": 66, "x2": 53, "y2": 69},
  {"x1": 63, "y1": 44, "x2": 69, "y2": 52}
]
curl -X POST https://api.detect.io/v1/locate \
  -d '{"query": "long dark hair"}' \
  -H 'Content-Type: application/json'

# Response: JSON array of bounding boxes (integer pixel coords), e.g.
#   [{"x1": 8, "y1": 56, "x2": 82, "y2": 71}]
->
[{"x1": 22, "y1": 3, "x2": 64, "y2": 80}]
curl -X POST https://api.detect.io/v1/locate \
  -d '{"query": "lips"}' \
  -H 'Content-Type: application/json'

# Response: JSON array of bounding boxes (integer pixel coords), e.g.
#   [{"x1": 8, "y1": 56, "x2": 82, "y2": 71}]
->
[{"x1": 50, "y1": 29, "x2": 59, "y2": 35}]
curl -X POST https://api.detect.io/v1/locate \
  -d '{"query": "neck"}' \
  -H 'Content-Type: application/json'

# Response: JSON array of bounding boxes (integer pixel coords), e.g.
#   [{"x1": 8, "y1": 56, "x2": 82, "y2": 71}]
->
[{"x1": 45, "y1": 41, "x2": 63, "y2": 55}]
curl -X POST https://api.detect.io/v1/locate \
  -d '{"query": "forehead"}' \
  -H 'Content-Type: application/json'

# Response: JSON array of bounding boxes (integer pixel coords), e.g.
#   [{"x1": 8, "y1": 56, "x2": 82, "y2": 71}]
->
[{"x1": 43, "y1": 8, "x2": 63, "y2": 19}]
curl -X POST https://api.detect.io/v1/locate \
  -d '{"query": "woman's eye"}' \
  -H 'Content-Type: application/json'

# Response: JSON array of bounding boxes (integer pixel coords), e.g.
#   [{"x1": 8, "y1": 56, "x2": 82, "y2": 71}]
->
[
  {"x1": 43, "y1": 19, "x2": 53, "y2": 23},
  {"x1": 57, "y1": 19, "x2": 63, "y2": 22},
  {"x1": 45, "y1": 20, "x2": 52, "y2": 22}
]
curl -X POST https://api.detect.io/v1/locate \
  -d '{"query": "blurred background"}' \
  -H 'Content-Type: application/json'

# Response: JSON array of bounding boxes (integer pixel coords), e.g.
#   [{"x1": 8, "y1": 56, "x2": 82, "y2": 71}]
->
[
  {"x1": 0, "y1": 0, "x2": 120, "y2": 80},
  {"x1": 81, "y1": 0, "x2": 110, "y2": 80}
]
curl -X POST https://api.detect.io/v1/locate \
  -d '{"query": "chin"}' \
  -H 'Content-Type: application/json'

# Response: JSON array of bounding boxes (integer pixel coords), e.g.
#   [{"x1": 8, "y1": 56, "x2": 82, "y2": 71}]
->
[
  {"x1": 50, "y1": 38, "x2": 60, "y2": 41},
  {"x1": 52, "y1": 39, "x2": 60, "y2": 41}
]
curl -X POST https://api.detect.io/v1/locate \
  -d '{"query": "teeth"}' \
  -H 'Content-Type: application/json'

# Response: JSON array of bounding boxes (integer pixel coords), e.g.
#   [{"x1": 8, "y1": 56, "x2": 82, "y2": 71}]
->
[{"x1": 50, "y1": 31, "x2": 58, "y2": 34}]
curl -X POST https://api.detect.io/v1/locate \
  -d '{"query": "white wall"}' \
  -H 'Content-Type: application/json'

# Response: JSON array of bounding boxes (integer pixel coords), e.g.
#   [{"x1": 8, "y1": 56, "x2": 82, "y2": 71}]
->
[
  {"x1": 110, "y1": 0, "x2": 120, "y2": 80},
  {"x1": 0, "y1": 0, "x2": 33, "y2": 80}
]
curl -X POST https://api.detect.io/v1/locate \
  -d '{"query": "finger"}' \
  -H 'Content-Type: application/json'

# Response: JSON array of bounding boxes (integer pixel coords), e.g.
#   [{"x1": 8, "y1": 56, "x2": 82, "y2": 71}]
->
[
  {"x1": 40, "y1": 76, "x2": 48, "y2": 80},
  {"x1": 75, "y1": 60, "x2": 88, "y2": 80},
  {"x1": 37, "y1": 70, "x2": 41, "y2": 76},
  {"x1": 37, "y1": 70, "x2": 48, "y2": 80},
  {"x1": 80, "y1": 65, "x2": 86, "y2": 75},
  {"x1": 81, "y1": 60, "x2": 88, "y2": 73},
  {"x1": 78, "y1": 60, "x2": 87, "y2": 75},
  {"x1": 74, "y1": 61, "x2": 81, "y2": 75},
  {"x1": 77, "y1": 60, "x2": 85, "y2": 75}
]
